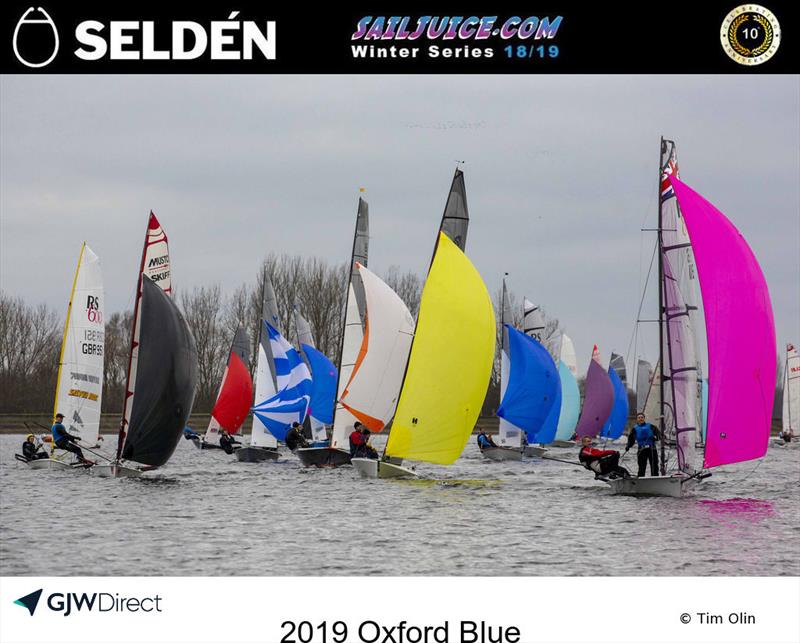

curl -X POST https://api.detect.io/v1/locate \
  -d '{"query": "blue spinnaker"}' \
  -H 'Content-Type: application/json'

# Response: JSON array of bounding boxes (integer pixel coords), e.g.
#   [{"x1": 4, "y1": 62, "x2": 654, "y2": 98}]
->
[
  {"x1": 601, "y1": 366, "x2": 629, "y2": 439},
  {"x1": 554, "y1": 361, "x2": 580, "y2": 442},
  {"x1": 301, "y1": 343, "x2": 337, "y2": 425},
  {"x1": 497, "y1": 324, "x2": 561, "y2": 442}
]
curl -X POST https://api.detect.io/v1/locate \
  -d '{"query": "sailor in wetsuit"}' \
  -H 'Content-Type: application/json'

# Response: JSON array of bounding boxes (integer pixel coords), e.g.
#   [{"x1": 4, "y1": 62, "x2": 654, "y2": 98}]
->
[
  {"x1": 51, "y1": 413, "x2": 89, "y2": 463},
  {"x1": 218, "y1": 430, "x2": 241, "y2": 454},
  {"x1": 578, "y1": 436, "x2": 630, "y2": 479},
  {"x1": 285, "y1": 422, "x2": 309, "y2": 452},
  {"x1": 476, "y1": 430, "x2": 497, "y2": 450},
  {"x1": 626, "y1": 413, "x2": 661, "y2": 477},
  {"x1": 21, "y1": 434, "x2": 48, "y2": 461}
]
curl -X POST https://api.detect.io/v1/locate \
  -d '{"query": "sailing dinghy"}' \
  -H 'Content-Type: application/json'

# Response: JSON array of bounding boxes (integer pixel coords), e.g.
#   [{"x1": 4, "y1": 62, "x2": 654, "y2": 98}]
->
[
  {"x1": 195, "y1": 326, "x2": 253, "y2": 450},
  {"x1": 25, "y1": 243, "x2": 104, "y2": 471},
  {"x1": 550, "y1": 333, "x2": 581, "y2": 448},
  {"x1": 94, "y1": 212, "x2": 198, "y2": 477},
  {"x1": 774, "y1": 343, "x2": 799, "y2": 446},
  {"x1": 484, "y1": 278, "x2": 527, "y2": 462},
  {"x1": 353, "y1": 169, "x2": 495, "y2": 479},
  {"x1": 236, "y1": 276, "x2": 281, "y2": 462},
  {"x1": 295, "y1": 306, "x2": 336, "y2": 445},
  {"x1": 296, "y1": 196, "x2": 369, "y2": 467},
  {"x1": 607, "y1": 139, "x2": 775, "y2": 497}
]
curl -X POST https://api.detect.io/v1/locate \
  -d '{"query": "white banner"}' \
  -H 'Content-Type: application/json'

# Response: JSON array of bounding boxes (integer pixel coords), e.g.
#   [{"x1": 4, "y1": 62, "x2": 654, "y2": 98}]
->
[{"x1": 0, "y1": 577, "x2": 797, "y2": 643}]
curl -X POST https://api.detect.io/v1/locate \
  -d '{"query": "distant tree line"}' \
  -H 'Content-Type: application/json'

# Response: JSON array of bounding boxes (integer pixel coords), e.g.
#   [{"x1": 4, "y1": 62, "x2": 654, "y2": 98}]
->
[{"x1": 1, "y1": 257, "x2": 787, "y2": 421}]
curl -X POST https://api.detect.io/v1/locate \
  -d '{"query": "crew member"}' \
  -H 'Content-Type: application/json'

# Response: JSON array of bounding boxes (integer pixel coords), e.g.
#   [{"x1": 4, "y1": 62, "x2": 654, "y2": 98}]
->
[
  {"x1": 579, "y1": 436, "x2": 630, "y2": 479},
  {"x1": 477, "y1": 430, "x2": 497, "y2": 450},
  {"x1": 285, "y1": 422, "x2": 308, "y2": 452},
  {"x1": 21, "y1": 434, "x2": 48, "y2": 461},
  {"x1": 51, "y1": 413, "x2": 89, "y2": 463},
  {"x1": 626, "y1": 413, "x2": 661, "y2": 477},
  {"x1": 219, "y1": 430, "x2": 241, "y2": 454},
  {"x1": 183, "y1": 426, "x2": 200, "y2": 442}
]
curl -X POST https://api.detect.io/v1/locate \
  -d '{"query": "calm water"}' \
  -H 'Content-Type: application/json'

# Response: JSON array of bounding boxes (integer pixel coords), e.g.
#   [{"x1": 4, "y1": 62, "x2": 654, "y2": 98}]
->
[{"x1": 1, "y1": 434, "x2": 798, "y2": 576}]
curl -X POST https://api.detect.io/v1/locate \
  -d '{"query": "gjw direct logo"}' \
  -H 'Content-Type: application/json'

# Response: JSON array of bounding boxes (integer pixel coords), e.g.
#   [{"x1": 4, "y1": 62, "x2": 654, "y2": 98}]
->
[
  {"x1": 12, "y1": 6, "x2": 277, "y2": 68},
  {"x1": 13, "y1": 588, "x2": 164, "y2": 616}
]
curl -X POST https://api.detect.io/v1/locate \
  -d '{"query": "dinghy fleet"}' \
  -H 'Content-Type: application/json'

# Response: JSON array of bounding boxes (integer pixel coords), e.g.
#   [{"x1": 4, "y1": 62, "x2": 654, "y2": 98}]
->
[{"x1": 18, "y1": 139, "x2": 794, "y2": 496}]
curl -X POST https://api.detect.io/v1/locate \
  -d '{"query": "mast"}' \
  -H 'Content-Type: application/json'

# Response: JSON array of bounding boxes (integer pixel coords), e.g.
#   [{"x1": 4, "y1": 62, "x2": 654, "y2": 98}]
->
[
  {"x1": 331, "y1": 195, "x2": 367, "y2": 424},
  {"x1": 657, "y1": 137, "x2": 667, "y2": 476},
  {"x1": 53, "y1": 243, "x2": 85, "y2": 423}
]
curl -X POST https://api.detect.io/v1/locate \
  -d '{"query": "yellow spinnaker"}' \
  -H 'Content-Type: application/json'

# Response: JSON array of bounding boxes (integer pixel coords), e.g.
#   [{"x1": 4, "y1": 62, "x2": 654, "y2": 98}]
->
[{"x1": 386, "y1": 232, "x2": 495, "y2": 464}]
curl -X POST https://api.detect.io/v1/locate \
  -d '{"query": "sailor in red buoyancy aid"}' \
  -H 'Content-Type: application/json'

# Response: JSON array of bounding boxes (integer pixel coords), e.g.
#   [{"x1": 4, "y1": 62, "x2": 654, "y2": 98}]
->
[{"x1": 578, "y1": 436, "x2": 630, "y2": 479}]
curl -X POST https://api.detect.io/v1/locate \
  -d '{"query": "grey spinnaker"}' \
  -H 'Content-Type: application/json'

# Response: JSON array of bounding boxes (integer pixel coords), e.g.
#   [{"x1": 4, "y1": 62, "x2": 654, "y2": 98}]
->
[
  {"x1": 121, "y1": 276, "x2": 198, "y2": 466},
  {"x1": 439, "y1": 168, "x2": 469, "y2": 251}
]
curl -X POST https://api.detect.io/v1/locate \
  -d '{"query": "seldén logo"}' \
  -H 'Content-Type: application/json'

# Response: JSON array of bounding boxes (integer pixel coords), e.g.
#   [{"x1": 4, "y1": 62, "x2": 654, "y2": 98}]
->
[
  {"x1": 14, "y1": 589, "x2": 43, "y2": 616},
  {"x1": 12, "y1": 7, "x2": 276, "y2": 69},
  {"x1": 13, "y1": 588, "x2": 164, "y2": 616}
]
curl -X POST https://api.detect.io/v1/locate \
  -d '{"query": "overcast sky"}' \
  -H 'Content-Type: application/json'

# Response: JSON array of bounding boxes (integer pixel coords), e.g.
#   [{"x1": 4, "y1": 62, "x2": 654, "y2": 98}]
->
[{"x1": 1, "y1": 74, "x2": 798, "y2": 373}]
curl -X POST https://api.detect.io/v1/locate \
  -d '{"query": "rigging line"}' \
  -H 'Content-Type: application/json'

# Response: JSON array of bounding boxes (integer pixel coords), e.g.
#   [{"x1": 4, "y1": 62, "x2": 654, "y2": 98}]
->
[{"x1": 626, "y1": 239, "x2": 658, "y2": 368}]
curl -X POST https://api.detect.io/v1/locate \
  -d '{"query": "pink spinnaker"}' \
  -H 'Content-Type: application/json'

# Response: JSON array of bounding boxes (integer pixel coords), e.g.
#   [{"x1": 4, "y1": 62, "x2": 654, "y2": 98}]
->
[{"x1": 669, "y1": 177, "x2": 775, "y2": 469}]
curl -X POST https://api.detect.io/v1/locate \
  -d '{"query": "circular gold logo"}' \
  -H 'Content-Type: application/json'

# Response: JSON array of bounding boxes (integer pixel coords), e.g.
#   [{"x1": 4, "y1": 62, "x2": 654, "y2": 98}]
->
[{"x1": 721, "y1": 5, "x2": 781, "y2": 65}]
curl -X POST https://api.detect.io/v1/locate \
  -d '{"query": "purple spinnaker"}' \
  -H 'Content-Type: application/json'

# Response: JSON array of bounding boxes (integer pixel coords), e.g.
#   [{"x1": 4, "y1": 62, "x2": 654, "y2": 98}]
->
[
  {"x1": 669, "y1": 177, "x2": 775, "y2": 469},
  {"x1": 575, "y1": 346, "x2": 614, "y2": 439}
]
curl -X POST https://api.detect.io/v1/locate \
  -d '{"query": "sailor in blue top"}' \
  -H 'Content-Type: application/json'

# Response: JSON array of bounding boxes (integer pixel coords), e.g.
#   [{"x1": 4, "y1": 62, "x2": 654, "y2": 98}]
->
[
  {"x1": 51, "y1": 413, "x2": 88, "y2": 463},
  {"x1": 476, "y1": 430, "x2": 497, "y2": 451},
  {"x1": 626, "y1": 413, "x2": 661, "y2": 477}
]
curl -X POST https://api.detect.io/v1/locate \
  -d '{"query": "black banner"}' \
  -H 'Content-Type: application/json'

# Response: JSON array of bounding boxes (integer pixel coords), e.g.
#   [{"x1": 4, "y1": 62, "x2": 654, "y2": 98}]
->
[{"x1": 2, "y1": 2, "x2": 797, "y2": 73}]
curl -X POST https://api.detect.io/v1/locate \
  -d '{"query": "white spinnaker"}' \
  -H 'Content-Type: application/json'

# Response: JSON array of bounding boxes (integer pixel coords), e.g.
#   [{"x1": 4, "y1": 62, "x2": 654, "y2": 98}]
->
[
  {"x1": 331, "y1": 284, "x2": 363, "y2": 449},
  {"x1": 54, "y1": 244, "x2": 104, "y2": 447},
  {"x1": 560, "y1": 333, "x2": 578, "y2": 377},
  {"x1": 339, "y1": 264, "x2": 414, "y2": 431},
  {"x1": 783, "y1": 344, "x2": 800, "y2": 435},
  {"x1": 122, "y1": 215, "x2": 170, "y2": 442}
]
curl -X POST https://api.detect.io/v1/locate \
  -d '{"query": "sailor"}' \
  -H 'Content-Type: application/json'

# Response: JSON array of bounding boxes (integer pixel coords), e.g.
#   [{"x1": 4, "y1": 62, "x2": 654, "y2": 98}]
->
[
  {"x1": 285, "y1": 422, "x2": 309, "y2": 452},
  {"x1": 626, "y1": 413, "x2": 661, "y2": 477},
  {"x1": 21, "y1": 434, "x2": 48, "y2": 461},
  {"x1": 359, "y1": 425, "x2": 379, "y2": 459},
  {"x1": 182, "y1": 426, "x2": 200, "y2": 442},
  {"x1": 218, "y1": 430, "x2": 240, "y2": 455},
  {"x1": 578, "y1": 436, "x2": 630, "y2": 479},
  {"x1": 51, "y1": 413, "x2": 89, "y2": 463},
  {"x1": 349, "y1": 422, "x2": 366, "y2": 456},
  {"x1": 780, "y1": 429, "x2": 794, "y2": 443},
  {"x1": 476, "y1": 430, "x2": 497, "y2": 450}
]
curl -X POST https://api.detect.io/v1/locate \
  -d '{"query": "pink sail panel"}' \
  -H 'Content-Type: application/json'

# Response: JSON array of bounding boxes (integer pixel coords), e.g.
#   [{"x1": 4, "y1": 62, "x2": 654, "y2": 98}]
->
[
  {"x1": 575, "y1": 345, "x2": 614, "y2": 439},
  {"x1": 669, "y1": 177, "x2": 776, "y2": 468}
]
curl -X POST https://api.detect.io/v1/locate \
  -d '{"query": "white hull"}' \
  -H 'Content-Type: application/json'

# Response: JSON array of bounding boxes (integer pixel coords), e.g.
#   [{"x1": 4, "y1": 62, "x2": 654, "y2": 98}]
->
[
  {"x1": 24, "y1": 458, "x2": 77, "y2": 471},
  {"x1": 550, "y1": 440, "x2": 577, "y2": 448},
  {"x1": 481, "y1": 446, "x2": 522, "y2": 462},
  {"x1": 352, "y1": 458, "x2": 419, "y2": 479},
  {"x1": 523, "y1": 445, "x2": 547, "y2": 458},
  {"x1": 607, "y1": 475, "x2": 699, "y2": 498},
  {"x1": 771, "y1": 438, "x2": 798, "y2": 448},
  {"x1": 92, "y1": 463, "x2": 143, "y2": 478}
]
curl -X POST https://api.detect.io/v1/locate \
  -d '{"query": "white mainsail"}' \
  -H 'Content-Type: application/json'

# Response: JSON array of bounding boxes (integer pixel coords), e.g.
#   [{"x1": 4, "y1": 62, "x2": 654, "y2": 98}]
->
[
  {"x1": 294, "y1": 306, "x2": 328, "y2": 443},
  {"x1": 250, "y1": 278, "x2": 279, "y2": 448},
  {"x1": 331, "y1": 285, "x2": 364, "y2": 449},
  {"x1": 339, "y1": 264, "x2": 414, "y2": 431},
  {"x1": 783, "y1": 343, "x2": 799, "y2": 436},
  {"x1": 53, "y1": 243, "x2": 104, "y2": 447},
  {"x1": 498, "y1": 279, "x2": 523, "y2": 447}
]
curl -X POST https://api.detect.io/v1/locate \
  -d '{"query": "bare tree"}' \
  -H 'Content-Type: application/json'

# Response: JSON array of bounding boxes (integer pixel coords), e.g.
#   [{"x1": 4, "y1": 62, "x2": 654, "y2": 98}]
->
[{"x1": 382, "y1": 266, "x2": 423, "y2": 318}]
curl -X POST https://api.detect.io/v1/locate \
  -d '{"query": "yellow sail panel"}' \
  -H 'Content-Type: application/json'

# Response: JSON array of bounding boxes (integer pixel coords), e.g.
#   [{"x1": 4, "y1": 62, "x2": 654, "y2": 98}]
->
[{"x1": 386, "y1": 232, "x2": 495, "y2": 464}]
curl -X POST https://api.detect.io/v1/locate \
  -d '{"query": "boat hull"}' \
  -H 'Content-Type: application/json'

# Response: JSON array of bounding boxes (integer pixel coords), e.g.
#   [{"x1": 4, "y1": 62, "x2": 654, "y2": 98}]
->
[
  {"x1": 523, "y1": 445, "x2": 547, "y2": 458},
  {"x1": 352, "y1": 458, "x2": 418, "y2": 479},
  {"x1": 481, "y1": 446, "x2": 522, "y2": 462},
  {"x1": 296, "y1": 447, "x2": 351, "y2": 468},
  {"x1": 235, "y1": 446, "x2": 279, "y2": 462},
  {"x1": 92, "y1": 463, "x2": 143, "y2": 478},
  {"x1": 550, "y1": 440, "x2": 577, "y2": 448},
  {"x1": 24, "y1": 458, "x2": 76, "y2": 471},
  {"x1": 192, "y1": 440, "x2": 222, "y2": 450},
  {"x1": 607, "y1": 475, "x2": 697, "y2": 498}
]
